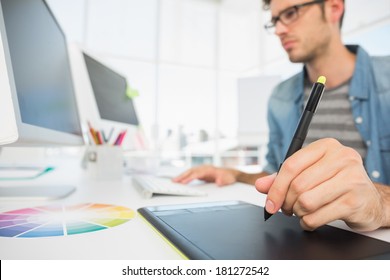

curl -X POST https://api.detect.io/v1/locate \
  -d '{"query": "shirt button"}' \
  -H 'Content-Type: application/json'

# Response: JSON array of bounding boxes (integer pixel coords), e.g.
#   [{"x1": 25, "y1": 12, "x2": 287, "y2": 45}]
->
[
  {"x1": 349, "y1": 96, "x2": 355, "y2": 101},
  {"x1": 372, "y1": 171, "x2": 380, "y2": 179},
  {"x1": 355, "y1": 117, "x2": 363, "y2": 124},
  {"x1": 366, "y1": 140, "x2": 371, "y2": 146}
]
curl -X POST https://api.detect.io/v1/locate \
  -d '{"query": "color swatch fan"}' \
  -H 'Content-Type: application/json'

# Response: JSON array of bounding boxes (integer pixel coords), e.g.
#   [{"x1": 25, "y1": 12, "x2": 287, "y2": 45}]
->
[{"x1": 0, "y1": 203, "x2": 135, "y2": 238}]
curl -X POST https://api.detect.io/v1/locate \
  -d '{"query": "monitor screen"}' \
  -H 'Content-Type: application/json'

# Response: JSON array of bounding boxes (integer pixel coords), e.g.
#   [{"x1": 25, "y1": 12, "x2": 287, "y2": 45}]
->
[
  {"x1": 0, "y1": 0, "x2": 83, "y2": 145},
  {"x1": 83, "y1": 53, "x2": 139, "y2": 126}
]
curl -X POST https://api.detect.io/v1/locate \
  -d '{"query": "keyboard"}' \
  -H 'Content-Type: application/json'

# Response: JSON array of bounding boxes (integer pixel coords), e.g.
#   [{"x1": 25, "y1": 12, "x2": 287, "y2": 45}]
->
[{"x1": 132, "y1": 174, "x2": 207, "y2": 199}]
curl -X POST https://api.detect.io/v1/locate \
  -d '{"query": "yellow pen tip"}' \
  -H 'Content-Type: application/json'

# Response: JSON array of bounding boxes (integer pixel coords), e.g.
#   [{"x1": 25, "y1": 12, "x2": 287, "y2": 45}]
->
[{"x1": 317, "y1": 76, "x2": 326, "y2": 85}]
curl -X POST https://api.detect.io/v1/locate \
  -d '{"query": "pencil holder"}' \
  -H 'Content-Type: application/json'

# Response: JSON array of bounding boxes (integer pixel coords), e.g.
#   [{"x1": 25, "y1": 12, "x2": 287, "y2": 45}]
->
[{"x1": 84, "y1": 145, "x2": 124, "y2": 180}]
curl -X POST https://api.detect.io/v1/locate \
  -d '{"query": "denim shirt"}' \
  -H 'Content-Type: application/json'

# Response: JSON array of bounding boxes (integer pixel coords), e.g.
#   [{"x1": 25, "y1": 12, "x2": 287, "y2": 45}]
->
[{"x1": 263, "y1": 45, "x2": 390, "y2": 185}]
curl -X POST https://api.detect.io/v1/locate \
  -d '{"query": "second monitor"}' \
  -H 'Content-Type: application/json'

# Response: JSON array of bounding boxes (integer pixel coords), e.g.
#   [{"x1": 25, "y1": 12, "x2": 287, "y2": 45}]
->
[
  {"x1": 83, "y1": 53, "x2": 139, "y2": 127},
  {"x1": 69, "y1": 44, "x2": 143, "y2": 149}
]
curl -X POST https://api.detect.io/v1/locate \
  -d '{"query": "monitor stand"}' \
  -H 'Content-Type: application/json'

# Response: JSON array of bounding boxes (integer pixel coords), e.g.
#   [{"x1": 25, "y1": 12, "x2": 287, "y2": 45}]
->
[{"x1": 0, "y1": 185, "x2": 76, "y2": 200}]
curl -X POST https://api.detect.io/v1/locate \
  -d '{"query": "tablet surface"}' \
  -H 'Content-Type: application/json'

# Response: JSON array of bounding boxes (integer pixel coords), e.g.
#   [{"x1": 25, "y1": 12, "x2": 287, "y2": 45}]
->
[{"x1": 138, "y1": 200, "x2": 390, "y2": 260}]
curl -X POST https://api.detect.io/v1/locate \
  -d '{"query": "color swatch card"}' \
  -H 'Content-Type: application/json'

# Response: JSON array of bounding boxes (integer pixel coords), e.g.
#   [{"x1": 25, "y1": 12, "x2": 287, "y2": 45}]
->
[{"x1": 0, "y1": 203, "x2": 135, "y2": 238}]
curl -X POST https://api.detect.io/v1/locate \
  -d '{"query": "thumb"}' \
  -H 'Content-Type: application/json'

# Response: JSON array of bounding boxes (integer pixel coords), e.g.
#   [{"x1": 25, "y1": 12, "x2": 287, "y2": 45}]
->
[{"x1": 255, "y1": 173, "x2": 277, "y2": 194}]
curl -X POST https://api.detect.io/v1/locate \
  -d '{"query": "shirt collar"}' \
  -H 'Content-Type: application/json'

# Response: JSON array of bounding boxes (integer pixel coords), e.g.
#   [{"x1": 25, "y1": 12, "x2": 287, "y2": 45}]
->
[{"x1": 348, "y1": 45, "x2": 371, "y2": 100}]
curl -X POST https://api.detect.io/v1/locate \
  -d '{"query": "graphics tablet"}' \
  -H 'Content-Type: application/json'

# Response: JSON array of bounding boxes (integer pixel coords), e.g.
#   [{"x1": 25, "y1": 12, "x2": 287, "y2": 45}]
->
[{"x1": 138, "y1": 200, "x2": 390, "y2": 260}]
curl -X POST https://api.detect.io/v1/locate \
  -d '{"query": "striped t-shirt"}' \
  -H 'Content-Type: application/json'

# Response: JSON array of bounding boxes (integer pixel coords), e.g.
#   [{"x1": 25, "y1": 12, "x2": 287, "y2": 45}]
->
[{"x1": 303, "y1": 79, "x2": 367, "y2": 159}]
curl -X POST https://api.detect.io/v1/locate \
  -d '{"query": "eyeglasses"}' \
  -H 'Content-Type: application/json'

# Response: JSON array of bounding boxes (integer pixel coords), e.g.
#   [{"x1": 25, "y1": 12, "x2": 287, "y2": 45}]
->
[{"x1": 264, "y1": 0, "x2": 325, "y2": 33}]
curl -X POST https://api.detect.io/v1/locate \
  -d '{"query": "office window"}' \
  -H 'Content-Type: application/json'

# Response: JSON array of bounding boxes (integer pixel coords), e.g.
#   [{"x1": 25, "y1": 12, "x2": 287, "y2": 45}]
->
[
  {"x1": 84, "y1": 0, "x2": 158, "y2": 59},
  {"x1": 160, "y1": 0, "x2": 217, "y2": 67},
  {"x1": 46, "y1": 0, "x2": 86, "y2": 43},
  {"x1": 158, "y1": 65, "x2": 216, "y2": 148},
  {"x1": 157, "y1": 0, "x2": 218, "y2": 157},
  {"x1": 218, "y1": 0, "x2": 261, "y2": 72}
]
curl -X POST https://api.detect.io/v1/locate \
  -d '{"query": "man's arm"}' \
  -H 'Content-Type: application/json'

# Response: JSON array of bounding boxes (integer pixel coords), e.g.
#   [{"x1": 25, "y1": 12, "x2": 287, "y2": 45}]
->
[
  {"x1": 173, "y1": 164, "x2": 269, "y2": 186},
  {"x1": 236, "y1": 171, "x2": 270, "y2": 185}
]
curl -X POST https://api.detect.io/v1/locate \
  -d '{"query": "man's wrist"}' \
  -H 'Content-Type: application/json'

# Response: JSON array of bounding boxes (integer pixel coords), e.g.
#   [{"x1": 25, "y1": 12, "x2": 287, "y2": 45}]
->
[
  {"x1": 235, "y1": 171, "x2": 269, "y2": 185},
  {"x1": 374, "y1": 182, "x2": 390, "y2": 228}
]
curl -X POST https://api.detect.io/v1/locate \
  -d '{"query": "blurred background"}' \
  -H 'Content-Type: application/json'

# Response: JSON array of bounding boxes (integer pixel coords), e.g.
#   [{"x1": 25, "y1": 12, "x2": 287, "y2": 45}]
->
[{"x1": 46, "y1": 0, "x2": 390, "y2": 170}]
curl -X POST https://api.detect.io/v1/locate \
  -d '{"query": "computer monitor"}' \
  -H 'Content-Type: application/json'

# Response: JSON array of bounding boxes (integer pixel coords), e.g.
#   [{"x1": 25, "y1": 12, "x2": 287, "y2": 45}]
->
[
  {"x1": 0, "y1": 0, "x2": 83, "y2": 146},
  {"x1": 0, "y1": 0, "x2": 84, "y2": 199},
  {"x1": 83, "y1": 53, "x2": 139, "y2": 127},
  {"x1": 68, "y1": 44, "x2": 144, "y2": 150}
]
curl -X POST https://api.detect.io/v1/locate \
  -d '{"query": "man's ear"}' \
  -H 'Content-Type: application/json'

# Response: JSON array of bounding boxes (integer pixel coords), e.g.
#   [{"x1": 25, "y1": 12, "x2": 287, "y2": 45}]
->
[{"x1": 326, "y1": 0, "x2": 344, "y2": 27}]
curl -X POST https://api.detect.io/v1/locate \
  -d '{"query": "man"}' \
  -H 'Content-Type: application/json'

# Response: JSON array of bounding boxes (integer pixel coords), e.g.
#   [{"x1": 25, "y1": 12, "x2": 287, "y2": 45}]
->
[{"x1": 174, "y1": 0, "x2": 390, "y2": 232}]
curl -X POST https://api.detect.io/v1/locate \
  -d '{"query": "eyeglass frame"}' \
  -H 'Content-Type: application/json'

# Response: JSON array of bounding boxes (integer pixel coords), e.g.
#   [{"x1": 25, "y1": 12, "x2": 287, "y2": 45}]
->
[{"x1": 264, "y1": 0, "x2": 326, "y2": 32}]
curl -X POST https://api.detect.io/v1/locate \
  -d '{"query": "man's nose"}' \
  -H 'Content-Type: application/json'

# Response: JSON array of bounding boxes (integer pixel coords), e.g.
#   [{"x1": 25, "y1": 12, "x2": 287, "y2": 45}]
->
[{"x1": 275, "y1": 20, "x2": 288, "y2": 36}]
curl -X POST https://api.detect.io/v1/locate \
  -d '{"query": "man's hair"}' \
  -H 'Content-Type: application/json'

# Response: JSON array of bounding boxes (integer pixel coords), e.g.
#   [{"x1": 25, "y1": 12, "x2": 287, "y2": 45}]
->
[
  {"x1": 261, "y1": 0, "x2": 272, "y2": 9},
  {"x1": 262, "y1": 0, "x2": 345, "y2": 28}
]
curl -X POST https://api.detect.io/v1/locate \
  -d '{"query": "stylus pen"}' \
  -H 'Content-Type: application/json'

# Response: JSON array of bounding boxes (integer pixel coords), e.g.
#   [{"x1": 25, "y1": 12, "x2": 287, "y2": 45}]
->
[{"x1": 264, "y1": 76, "x2": 326, "y2": 221}]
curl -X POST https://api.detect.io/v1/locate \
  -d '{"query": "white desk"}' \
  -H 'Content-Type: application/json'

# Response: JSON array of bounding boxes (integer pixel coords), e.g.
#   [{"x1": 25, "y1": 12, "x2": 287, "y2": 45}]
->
[{"x1": 1, "y1": 154, "x2": 390, "y2": 260}]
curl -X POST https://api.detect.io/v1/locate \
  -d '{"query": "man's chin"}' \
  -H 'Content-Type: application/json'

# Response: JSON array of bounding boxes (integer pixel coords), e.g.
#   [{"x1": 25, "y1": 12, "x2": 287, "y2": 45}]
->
[
  {"x1": 289, "y1": 57, "x2": 302, "y2": 63},
  {"x1": 287, "y1": 52, "x2": 304, "y2": 63}
]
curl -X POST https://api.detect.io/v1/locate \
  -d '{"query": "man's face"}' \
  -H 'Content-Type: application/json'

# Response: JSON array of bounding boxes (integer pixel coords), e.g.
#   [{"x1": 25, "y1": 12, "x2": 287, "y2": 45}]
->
[{"x1": 268, "y1": 0, "x2": 332, "y2": 63}]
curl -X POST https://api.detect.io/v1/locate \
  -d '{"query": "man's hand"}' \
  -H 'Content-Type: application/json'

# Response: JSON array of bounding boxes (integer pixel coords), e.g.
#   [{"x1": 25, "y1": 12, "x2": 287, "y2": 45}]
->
[
  {"x1": 173, "y1": 164, "x2": 240, "y2": 186},
  {"x1": 255, "y1": 138, "x2": 389, "y2": 232}
]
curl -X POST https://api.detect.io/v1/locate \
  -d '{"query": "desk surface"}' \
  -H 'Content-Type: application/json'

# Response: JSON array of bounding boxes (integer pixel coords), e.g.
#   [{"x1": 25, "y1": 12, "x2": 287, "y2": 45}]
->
[{"x1": 1, "y1": 154, "x2": 390, "y2": 260}]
